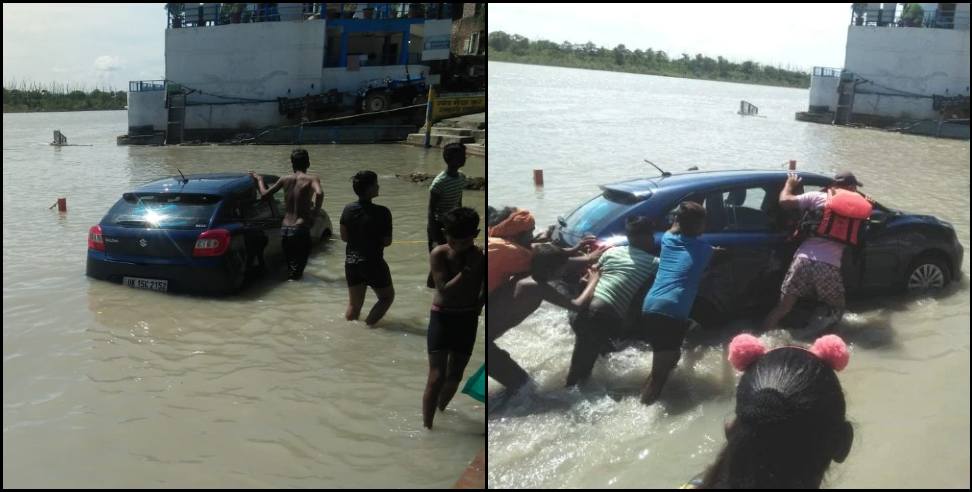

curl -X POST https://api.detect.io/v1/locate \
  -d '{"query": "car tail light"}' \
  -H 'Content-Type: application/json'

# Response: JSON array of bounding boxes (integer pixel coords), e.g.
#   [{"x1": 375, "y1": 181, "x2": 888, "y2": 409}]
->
[
  {"x1": 193, "y1": 228, "x2": 231, "y2": 257},
  {"x1": 88, "y1": 225, "x2": 105, "y2": 251}
]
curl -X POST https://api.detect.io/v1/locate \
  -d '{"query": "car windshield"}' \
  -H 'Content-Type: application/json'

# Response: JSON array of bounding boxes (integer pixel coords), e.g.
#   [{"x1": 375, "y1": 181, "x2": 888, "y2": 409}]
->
[
  {"x1": 564, "y1": 193, "x2": 634, "y2": 236},
  {"x1": 106, "y1": 193, "x2": 221, "y2": 229}
]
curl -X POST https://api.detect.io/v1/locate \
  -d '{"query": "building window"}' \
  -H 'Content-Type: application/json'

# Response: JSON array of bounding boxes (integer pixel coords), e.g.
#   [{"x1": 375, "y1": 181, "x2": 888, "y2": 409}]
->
[{"x1": 347, "y1": 32, "x2": 404, "y2": 67}]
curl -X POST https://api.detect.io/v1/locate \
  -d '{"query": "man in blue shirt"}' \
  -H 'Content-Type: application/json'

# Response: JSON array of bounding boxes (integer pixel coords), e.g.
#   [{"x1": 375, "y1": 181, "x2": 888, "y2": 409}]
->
[{"x1": 639, "y1": 201, "x2": 720, "y2": 405}]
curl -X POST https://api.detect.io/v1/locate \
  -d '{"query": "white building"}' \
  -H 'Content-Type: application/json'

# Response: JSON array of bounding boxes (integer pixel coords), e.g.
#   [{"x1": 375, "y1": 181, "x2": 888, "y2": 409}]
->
[
  {"x1": 806, "y1": 3, "x2": 970, "y2": 123},
  {"x1": 127, "y1": 3, "x2": 462, "y2": 143}
]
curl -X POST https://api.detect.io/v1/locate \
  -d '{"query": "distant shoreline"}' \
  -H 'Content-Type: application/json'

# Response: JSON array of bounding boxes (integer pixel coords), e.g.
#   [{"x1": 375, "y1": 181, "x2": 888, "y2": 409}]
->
[
  {"x1": 3, "y1": 87, "x2": 128, "y2": 114},
  {"x1": 3, "y1": 107, "x2": 126, "y2": 114},
  {"x1": 488, "y1": 59, "x2": 810, "y2": 91}
]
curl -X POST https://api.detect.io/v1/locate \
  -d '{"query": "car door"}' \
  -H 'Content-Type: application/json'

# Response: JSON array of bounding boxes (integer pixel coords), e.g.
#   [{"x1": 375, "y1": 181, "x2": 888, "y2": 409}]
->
[
  {"x1": 721, "y1": 184, "x2": 795, "y2": 314},
  {"x1": 852, "y1": 202, "x2": 903, "y2": 293},
  {"x1": 661, "y1": 189, "x2": 738, "y2": 317},
  {"x1": 243, "y1": 191, "x2": 279, "y2": 259},
  {"x1": 689, "y1": 184, "x2": 790, "y2": 315}
]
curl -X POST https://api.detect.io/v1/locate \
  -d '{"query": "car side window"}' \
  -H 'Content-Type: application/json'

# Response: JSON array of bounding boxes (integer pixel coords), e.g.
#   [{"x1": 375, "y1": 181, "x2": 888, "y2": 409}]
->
[
  {"x1": 244, "y1": 199, "x2": 273, "y2": 220},
  {"x1": 724, "y1": 186, "x2": 771, "y2": 231},
  {"x1": 224, "y1": 199, "x2": 244, "y2": 220},
  {"x1": 667, "y1": 191, "x2": 730, "y2": 233}
]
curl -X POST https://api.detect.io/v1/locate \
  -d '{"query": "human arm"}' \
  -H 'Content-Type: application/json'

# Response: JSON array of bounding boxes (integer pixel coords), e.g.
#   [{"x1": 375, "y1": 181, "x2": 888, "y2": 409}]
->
[
  {"x1": 778, "y1": 173, "x2": 802, "y2": 210},
  {"x1": 563, "y1": 235, "x2": 597, "y2": 256},
  {"x1": 567, "y1": 244, "x2": 610, "y2": 267},
  {"x1": 311, "y1": 176, "x2": 324, "y2": 218},
  {"x1": 571, "y1": 265, "x2": 601, "y2": 310},
  {"x1": 430, "y1": 247, "x2": 482, "y2": 295},
  {"x1": 249, "y1": 171, "x2": 285, "y2": 199},
  {"x1": 428, "y1": 192, "x2": 441, "y2": 222},
  {"x1": 340, "y1": 224, "x2": 349, "y2": 242},
  {"x1": 382, "y1": 207, "x2": 392, "y2": 247}
]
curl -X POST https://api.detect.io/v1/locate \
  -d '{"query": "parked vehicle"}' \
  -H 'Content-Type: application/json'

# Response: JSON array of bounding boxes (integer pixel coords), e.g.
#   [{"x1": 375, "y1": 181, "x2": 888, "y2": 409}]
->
[
  {"x1": 357, "y1": 76, "x2": 427, "y2": 113},
  {"x1": 86, "y1": 173, "x2": 332, "y2": 295},
  {"x1": 552, "y1": 169, "x2": 964, "y2": 324}
]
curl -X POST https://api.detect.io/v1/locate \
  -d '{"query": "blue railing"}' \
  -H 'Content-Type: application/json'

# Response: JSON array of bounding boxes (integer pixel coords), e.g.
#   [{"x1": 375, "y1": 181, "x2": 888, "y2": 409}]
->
[
  {"x1": 812, "y1": 67, "x2": 843, "y2": 78},
  {"x1": 167, "y1": 3, "x2": 457, "y2": 28},
  {"x1": 129, "y1": 80, "x2": 166, "y2": 92}
]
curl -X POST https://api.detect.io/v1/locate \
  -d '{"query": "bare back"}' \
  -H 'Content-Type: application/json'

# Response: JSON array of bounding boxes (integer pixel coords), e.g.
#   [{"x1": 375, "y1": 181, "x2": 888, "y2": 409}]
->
[{"x1": 281, "y1": 172, "x2": 322, "y2": 227}]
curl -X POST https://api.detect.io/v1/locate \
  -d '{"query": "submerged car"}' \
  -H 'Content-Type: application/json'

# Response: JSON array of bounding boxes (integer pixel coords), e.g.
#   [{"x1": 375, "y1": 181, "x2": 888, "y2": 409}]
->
[
  {"x1": 552, "y1": 169, "x2": 964, "y2": 324},
  {"x1": 86, "y1": 173, "x2": 332, "y2": 295}
]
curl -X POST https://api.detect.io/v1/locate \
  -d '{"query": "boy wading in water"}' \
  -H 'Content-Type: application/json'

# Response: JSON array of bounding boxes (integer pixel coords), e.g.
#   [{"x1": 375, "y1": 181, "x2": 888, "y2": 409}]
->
[
  {"x1": 423, "y1": 207, "x2": 485, "y2": 429},
  {"x1": 340, "y1": 171, "x2": 394, "y2": 326},
  {"x1": 426, "y1": 143, "x2": 467, "y2": 288},
  {"x1": 250, "y1": 148, "x2": 323, "y2": 280}
]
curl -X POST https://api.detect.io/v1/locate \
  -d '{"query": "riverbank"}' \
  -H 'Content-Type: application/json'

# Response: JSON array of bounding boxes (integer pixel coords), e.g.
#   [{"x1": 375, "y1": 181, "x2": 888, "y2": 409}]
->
[
  {"x1": 488, "y1": 31, "x2": 810, "y2": 89},
  {"x1": 3, "y1": 88, "x2": 126, "y2": 113}
]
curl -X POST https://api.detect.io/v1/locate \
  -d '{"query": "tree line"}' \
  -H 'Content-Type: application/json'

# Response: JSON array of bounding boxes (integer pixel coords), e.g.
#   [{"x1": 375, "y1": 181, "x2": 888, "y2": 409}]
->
[
  {"x1": 488, "y1": 31, "x2": 810, "y2": 89},
  {"x1": 3, "y1": 80, "x2": 127, "y2": 113}
]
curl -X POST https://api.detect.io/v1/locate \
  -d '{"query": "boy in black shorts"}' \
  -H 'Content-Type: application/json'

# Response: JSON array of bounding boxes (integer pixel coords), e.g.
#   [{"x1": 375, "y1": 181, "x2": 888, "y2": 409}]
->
[
  {"x1": 340, "y1": 171, "x2": 394, "y2": 327},
  {"x1": 424, "y1": 207, "x2": 485, "y2": 429}
]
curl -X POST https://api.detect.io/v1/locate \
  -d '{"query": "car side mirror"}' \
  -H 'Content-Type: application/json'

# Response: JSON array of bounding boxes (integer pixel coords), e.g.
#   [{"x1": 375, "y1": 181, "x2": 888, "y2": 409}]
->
[{"x1": 868, "y1": 213, "x2": 889, "y2": 228}]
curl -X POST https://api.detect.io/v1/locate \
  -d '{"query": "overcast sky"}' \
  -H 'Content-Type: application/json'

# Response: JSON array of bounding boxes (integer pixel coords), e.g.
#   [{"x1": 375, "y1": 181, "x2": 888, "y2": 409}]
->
[
  {"x1": 3, "y1": 3, "x2": 165, "y2": 91},
  {"x1": 488, "y1": 3, "x2": 853, "y2": 71}
]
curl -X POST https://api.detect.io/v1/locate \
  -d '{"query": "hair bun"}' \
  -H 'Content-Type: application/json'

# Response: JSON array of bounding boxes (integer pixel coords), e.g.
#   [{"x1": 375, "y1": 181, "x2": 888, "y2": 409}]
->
[{"x1": 728, "y1": 334, "x2": 766, "y2": 371}]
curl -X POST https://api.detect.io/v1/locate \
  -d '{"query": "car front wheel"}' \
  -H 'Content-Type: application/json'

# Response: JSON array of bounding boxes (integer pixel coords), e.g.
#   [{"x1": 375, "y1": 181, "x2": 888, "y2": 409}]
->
[{"x1": 904, "y1": 255, "x2": 950, "y2": 292}]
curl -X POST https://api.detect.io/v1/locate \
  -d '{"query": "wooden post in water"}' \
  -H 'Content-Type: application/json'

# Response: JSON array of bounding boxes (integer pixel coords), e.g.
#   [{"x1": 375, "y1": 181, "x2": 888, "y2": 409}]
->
[{"x1": 534, "y1": 169, "x2": 544, "y2": 186}]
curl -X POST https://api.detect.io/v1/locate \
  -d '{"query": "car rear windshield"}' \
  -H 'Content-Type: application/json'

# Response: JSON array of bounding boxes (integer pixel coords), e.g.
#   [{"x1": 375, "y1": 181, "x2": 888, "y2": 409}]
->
[
  {"x1": 105, "y1": 193, "x2": 221, "y2": 229},
  {"x1": 564, "y1": 192, "x2": 637, "y2": 236}
]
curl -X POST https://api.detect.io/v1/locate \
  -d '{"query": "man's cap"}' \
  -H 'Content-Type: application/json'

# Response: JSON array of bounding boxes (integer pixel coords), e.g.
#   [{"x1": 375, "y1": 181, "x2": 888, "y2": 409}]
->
[{"x1": 833, "y1": 171, "x2": 863, "y2": 187}]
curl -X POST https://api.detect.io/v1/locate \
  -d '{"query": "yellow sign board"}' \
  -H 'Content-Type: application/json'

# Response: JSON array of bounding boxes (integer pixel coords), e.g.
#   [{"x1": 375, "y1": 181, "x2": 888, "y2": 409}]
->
[{"x1": 430, "y1": 91, "x2": 485, "y2": 123}]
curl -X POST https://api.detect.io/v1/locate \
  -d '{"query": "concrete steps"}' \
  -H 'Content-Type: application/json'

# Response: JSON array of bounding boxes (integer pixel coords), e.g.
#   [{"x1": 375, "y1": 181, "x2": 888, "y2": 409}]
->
[
  {"x1": 465, "y1": 143, "x2": 485, "y2": 156},
  {"x1": 430, "y1": 127, "x2": 473, "y2": 137},
  {"x1": 404, "y1": 112, "x2": 485, "y2": 149},
  {"x1": 405, "y1": 133, "x2": 475, "y2": 146}
]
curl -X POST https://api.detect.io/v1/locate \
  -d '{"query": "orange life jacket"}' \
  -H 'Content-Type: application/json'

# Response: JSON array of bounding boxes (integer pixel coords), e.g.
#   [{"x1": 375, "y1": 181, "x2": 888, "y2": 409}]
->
[{"x1": 801, "y1": 188, "x2": 873, "y2": 246}]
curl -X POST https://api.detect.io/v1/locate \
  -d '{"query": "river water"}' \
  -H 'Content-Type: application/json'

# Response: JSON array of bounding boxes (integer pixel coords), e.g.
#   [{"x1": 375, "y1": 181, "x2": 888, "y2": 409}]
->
[
  {"x1": 487, "y1": 61, "x2": 970, "y2": 488},
  {"x1": 2, "y1": 110, "x2": 485, "y2": 487}
]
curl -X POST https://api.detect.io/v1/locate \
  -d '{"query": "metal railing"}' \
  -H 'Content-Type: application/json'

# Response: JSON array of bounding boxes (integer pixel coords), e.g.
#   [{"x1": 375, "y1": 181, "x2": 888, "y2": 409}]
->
[
  {"x1": 849, "y1": 3, "x2": 970, "y2": 30},
  {"x1": 812, "y1": 67, "x2": 843, "y2": 78},
  {"x1": 167, "y1": 3, "x2": 458, "y2": 28},
  {"x1": 129, "y1": 80, "x2": 166, "y2": 92}
]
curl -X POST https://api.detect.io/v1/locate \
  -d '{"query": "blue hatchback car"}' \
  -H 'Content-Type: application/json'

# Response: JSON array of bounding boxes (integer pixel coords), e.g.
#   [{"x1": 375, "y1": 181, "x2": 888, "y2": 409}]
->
[
  {"x1": 86, "y1": 173, "x2": 333, "y2": 295},
  {"x1": 552, "y1": 169, "x2": 964, "y2": 324}
]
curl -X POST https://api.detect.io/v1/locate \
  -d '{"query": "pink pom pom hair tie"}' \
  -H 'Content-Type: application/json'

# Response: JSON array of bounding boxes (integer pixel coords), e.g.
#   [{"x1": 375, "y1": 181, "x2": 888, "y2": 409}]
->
[
  {"x1": 728, "y1": 334, "x2": 767, "y2": 371},
  {"x1": 808, "y1": 334, "x2": 850, "y2": 371},
  {"x1": 728, "y1": 333, "x2": 850, "y2": 372}
]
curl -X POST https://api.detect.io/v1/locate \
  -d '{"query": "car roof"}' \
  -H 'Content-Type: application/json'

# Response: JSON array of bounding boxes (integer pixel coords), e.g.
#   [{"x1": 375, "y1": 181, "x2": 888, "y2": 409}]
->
[
  {"x1": 601, "y1": 169, "x2": 833, "y2": 199},
  {"x1": 132, "y1": 173, "x2": 277, "y2": 196}
]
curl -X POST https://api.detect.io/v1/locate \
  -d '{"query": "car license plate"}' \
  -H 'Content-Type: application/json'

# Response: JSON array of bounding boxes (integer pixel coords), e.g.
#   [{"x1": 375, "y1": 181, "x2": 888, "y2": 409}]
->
[{"x1": 123, "y1": 277, "x2": 168, "y2": 293}]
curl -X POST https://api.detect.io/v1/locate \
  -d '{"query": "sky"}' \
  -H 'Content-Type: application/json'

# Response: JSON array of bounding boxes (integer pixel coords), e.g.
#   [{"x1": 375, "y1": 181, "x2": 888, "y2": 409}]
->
[
  {"x1": 3, "y1": 3, "x2": 854, "y2": 92},
  {"x1": 488, "y1": 3, "x2": 854, "y2": 72},
  {"x1": 3, "y1": 3, "x2": 166, "y2": 91}
]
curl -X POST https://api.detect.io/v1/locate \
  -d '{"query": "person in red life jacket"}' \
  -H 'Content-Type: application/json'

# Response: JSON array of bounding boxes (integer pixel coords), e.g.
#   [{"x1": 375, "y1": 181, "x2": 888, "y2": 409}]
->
[{"x1": 760, "y1": 171, "x2": 872, "y2": 332}]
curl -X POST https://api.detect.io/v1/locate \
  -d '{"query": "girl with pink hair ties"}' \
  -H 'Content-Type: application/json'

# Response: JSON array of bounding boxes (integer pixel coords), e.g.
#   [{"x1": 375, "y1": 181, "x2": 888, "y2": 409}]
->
[{"x1": 684, "y1": 334, "x2": 853, "y2": 489}]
